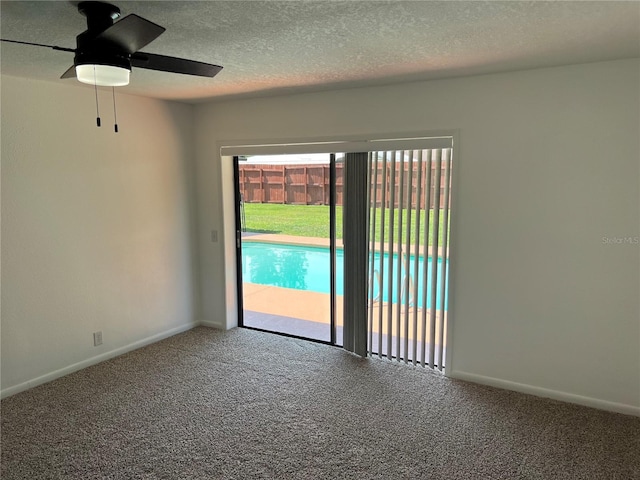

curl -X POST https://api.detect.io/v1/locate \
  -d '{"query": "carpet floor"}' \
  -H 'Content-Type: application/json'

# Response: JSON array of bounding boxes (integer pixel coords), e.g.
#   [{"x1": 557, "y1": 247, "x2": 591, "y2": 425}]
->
[{"x1": 2, "y1": 327, "x2": 639, "y2": 479}]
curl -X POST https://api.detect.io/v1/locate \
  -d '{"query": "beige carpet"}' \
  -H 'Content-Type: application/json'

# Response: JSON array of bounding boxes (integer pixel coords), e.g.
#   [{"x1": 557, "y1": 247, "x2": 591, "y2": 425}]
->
[{"x1": 2, "y1": 327, "x2": 639, "y2": 479}]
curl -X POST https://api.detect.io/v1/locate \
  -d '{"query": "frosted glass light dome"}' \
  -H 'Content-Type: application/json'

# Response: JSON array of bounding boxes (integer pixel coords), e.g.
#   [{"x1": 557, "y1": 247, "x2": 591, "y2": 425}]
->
[{"x1": 76, "y1": 64, "x2": 130, "y2": 86}]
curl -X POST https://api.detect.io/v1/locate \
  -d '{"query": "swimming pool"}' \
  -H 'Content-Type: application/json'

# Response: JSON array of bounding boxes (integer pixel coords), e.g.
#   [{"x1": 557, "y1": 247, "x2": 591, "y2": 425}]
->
[{"x1": 241, "y1": 242, "x2": 448, "y2": 310}]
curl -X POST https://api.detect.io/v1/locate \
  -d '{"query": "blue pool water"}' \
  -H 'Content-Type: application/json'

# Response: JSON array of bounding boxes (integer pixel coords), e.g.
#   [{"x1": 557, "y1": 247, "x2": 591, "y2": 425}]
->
[{"x1": 241, "y1": 242, "x2": 448, "y2": 310}]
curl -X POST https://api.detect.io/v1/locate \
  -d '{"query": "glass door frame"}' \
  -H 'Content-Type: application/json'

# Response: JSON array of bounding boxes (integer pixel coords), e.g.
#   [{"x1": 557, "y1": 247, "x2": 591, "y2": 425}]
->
[{"x1": 233, "y1": 154, "x2": 339, "y2": 345}]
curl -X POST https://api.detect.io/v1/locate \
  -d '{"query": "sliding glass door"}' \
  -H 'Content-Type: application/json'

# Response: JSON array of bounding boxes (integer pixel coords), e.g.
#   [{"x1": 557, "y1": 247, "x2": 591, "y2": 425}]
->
[{"x1": 228, "y1": 135, "x2": 454, "y2": 370}]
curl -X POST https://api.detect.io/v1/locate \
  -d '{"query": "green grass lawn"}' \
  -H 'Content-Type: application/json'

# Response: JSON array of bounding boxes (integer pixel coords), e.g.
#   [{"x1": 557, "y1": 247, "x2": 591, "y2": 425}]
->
[{"x1": 242, "y1": 203, "x2": 449, "y2": 246}]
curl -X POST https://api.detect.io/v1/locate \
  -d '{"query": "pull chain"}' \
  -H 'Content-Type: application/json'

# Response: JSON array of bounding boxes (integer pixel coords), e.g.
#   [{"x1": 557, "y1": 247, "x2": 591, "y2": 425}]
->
[
  {"x1": 94, "y1": 65, "x2": 101, "y2": 127},
  {"x1": 112, "y1": 87, "x2": 119, "y2": 133}
]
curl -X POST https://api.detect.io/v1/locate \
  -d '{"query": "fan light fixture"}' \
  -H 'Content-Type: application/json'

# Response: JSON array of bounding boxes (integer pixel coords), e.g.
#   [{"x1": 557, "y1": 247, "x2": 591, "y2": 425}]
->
[{"x1": 76, "y1": 64, "x2": 130, "y2": 86}]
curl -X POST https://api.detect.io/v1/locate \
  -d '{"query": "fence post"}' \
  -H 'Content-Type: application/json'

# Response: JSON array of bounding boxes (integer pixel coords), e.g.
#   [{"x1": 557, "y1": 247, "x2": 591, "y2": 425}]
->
[
  {"x1": 282, "y1": 165, "x2": 286, "y2": 204},
  {"x1": 322, "y1": 165, "x2": 326, "y2": 205},
  {"x1": 303, "y1": 166, "x2": 307, "y2": 205},
  {"x1": 240, "y1": 167, "x2": 245, "y2": 202}
]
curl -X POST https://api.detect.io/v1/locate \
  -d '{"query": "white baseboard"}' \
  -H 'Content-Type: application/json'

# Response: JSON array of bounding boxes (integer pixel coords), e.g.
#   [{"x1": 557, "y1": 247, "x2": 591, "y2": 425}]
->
[
  {"x1": 450, "y1": 370, "x2": 640, "y2": 417},
  {"x1": 199, "y1": 319, "x2": 225, "y2": 329},
  {"x1": 1, "y1": 322, "x2": 199, "y2": 400}
]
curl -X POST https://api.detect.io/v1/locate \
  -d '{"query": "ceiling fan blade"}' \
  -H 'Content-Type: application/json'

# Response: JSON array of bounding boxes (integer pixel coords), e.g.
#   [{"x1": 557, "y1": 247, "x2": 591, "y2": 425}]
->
[
  {"x1": 60, "y1": 65, "x2": 76, "y2": 79},
  {"x1": 131, "y1": 53, "x2": 223, "y2": 78},
  {"x1": 94, "y1": 14, "x2": 165, "y2": 54},
  {"x1": 0, "y1": 38, "x2": 75, "y2": 53}
]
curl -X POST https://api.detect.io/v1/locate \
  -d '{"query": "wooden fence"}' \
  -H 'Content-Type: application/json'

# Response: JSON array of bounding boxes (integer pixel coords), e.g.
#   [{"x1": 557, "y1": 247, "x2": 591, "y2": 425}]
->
[
  {"x1": 239, "y1": 162, "x2": 448, "y2": 207},
  {"x1": 239, "y1": 164, "x2": 342, "y2": 205}
]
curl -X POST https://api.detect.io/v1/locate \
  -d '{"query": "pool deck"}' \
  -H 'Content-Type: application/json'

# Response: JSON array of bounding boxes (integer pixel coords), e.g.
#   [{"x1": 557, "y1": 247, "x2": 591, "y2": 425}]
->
[
  {"x1": 242, "y1": 233, "x2": 339, "y2": 248},
  {"x1": 243, "y1": 282, "x2": 342, "y2": 327},
  {"x1": 243, "y1": 282, "x2": 445, "y2": 340},
  {"x1": 242, "y1": 232, "x2": 446, "y2": 257}
]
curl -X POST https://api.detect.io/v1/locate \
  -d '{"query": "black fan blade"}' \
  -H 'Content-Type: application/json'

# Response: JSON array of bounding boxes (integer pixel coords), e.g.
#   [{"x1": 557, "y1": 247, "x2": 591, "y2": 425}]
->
[
  {"x1": 131, "y1": 52, "x2": 223, "y2": 78},
  {"x1": 94, "y1": 14, "x2": 165, "y2": 54},
  {"x1": 0, "y1": 38, "x2": 75, "y2": 53},
  {"x1": 61, "y1": 65, "x2": 76, "y2": 79}
]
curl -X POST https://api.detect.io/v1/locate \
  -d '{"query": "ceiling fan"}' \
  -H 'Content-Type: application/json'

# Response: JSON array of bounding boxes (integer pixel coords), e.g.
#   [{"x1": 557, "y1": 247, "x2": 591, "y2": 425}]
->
[{"x1": 1, "y1": 1, "x2": 223, "y2": 87}]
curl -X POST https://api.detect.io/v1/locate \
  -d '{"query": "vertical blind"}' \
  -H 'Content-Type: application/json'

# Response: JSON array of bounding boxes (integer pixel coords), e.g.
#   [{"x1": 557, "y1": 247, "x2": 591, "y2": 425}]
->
[
  {"x1": 366, "y1": 148, "x2": 453, "y2": 370},
  {"x1": 342, "y1": 152, "x2": 370, "y2": 356}
]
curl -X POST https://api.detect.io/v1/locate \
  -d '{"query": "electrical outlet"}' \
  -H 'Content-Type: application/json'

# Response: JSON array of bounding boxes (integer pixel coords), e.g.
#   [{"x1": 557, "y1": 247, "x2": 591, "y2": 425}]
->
[
  {"x1": 211, "y1": 230, "x2": 218, "y2": 243},
  {"x1": 93, "y1": 331, "x2": 103, "y2": 346}
]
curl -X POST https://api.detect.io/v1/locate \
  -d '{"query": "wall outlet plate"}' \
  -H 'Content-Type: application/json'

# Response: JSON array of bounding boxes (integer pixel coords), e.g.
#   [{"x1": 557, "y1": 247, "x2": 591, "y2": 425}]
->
[{"x1": 93, "y1": 331, "x2": 103, "y2": 346}]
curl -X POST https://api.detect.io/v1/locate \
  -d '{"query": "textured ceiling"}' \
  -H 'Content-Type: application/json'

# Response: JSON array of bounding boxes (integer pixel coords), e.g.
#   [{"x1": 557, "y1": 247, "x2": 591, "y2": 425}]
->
[{"x1": 1, "y1": 1, "x2": 638, "y2": 103}]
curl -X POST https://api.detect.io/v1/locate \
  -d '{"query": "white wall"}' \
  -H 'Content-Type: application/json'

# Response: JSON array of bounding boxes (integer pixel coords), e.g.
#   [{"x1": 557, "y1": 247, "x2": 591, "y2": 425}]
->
[
  {"x1": 1, "y1": 76, "x2": 199, "y2": 395},
  {"x1": 194, "y1": 59, "x2": 640, "y2": 414}
]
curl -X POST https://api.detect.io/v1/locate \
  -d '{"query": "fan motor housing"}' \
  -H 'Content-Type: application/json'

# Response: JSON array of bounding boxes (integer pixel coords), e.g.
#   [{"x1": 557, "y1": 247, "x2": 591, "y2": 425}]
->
[{"x1": 78, "y1": 1, "x2": 121, "y2": 33}]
